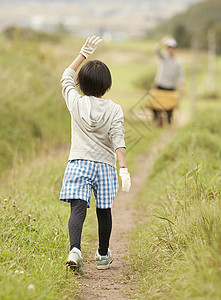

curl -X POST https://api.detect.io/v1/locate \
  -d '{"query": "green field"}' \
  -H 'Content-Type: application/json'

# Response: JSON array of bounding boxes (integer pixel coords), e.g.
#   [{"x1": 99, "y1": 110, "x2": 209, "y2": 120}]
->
[
  {"x1": 0, "y1": 32, "x2": 221, "y2": 299},
  {"x1": 130, "y1": 107, "x2": 221, "y2": 299}
]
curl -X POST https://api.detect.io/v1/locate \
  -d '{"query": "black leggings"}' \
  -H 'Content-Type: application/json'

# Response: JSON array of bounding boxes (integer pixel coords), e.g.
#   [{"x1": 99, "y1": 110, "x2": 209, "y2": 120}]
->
[
  {"x1": 152, "y1": 109, "x2": 173, "y2": 124},
  {"x1": 68, "y1": 199, "x2": 112, "y2": 256}
]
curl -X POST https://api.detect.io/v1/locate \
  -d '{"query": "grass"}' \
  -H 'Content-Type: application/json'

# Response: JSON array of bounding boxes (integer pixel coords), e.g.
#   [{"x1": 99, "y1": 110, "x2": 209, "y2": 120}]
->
[
  {"x1": 1, "y1": 151, "x2": 78, "y2": 300},
  {"x1": 0, "y1": 147, "x2": 104, "y2": 299},
  {"x1": 0, "y1": 123, "x2": 162, "y2": 300},
  {"x1": 0, "y1": 33, "x2": 164, "y2": 299},
  {"x1": 0, "y1": 111, "x2": 162, "y2": 300},
  {"x1": 0, "y1": 34, "x2": 70, "y2": 174},
  {"x1": 0, "y1": 33, "x2": 160, "y2": 175},
  {"x1": 1, "y1": 29, "x2": 221, "y2": 299},
  {"x1": 129, "y1": 105, "x2": 221, "y2": 299}
]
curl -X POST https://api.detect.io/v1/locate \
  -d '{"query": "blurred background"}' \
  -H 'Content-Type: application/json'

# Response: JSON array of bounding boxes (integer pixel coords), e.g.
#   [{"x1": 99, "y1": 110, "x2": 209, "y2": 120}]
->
[
  {"x1": 0, "y1": 0, "x2": 204, "y2": 40},
  {"x1": 1, "y1": 2, "x2": 221, "y2": 299},
  {"x1": 0, "y1": 0, "x2": 220, "y2": 172}
]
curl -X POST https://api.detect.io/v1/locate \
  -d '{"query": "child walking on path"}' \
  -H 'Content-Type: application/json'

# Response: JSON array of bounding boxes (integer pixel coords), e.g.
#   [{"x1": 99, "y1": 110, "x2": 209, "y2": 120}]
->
[{"x1": 59, "y1": 36, "x2": 131, "y2": 272}]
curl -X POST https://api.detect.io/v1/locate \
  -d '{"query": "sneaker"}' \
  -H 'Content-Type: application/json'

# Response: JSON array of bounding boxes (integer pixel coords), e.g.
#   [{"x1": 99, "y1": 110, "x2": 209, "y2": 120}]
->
[
  {"x1": 95, "y1": 249, "x2": 113, "y2": 270},
  {"x1": 66, "y1": 247, "x2": 83, "y2": 272}
]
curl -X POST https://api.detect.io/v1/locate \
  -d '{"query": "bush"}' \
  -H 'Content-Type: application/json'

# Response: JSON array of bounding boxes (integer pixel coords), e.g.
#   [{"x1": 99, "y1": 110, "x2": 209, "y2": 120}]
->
[{"x1": 3, "y1": 25, "x2": 61, "y2": 43}]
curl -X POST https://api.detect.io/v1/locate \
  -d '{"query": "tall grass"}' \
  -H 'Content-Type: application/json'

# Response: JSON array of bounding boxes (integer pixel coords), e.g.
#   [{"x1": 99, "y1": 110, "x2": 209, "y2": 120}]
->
[
  {"x1": 0, "y1": 33, "x2": 160, "y2": 174},
  {"x1": 129, "y1": 106, "x2": 221, "y2": 299},
  {"x1": 0, "y1": 121, "x2": 163, "y2": 299},
  {"x1": 0, "y1": 147, "x2": 105, "y2": 299},
  {"x1": 2, "y1": 30, "x2": 219, "y2": 299},
  {"x1": 0, "y1": 34, "x2": 165, "y2": 299},
  {"x1": 0, "y1": 34, "x2": 72, "y2": 174},
  {"x1": 1, "y1": 151, "x2": 78, "y2": 299}
]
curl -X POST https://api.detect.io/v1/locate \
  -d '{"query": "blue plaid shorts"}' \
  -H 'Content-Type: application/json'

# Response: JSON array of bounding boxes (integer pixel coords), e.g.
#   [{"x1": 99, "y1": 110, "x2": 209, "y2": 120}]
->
[{"x1": 60, "y1": 160, "x2": 119, "y2": 208}]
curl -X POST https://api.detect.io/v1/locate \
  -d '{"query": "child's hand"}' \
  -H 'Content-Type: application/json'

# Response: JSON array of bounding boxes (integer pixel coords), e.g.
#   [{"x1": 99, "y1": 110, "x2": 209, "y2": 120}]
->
[
  {"x1": 80, "y1": 36, "x2": 102, "y2": 58},
  {"x1": 119, "y1": 168, "x2": 131, "y2": 193}
]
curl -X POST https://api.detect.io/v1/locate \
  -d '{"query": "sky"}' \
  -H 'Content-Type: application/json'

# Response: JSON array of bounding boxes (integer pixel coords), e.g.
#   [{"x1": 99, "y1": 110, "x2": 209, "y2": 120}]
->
[{"x1": 0, "y1": 0, "x2": 203, "y2": 39}]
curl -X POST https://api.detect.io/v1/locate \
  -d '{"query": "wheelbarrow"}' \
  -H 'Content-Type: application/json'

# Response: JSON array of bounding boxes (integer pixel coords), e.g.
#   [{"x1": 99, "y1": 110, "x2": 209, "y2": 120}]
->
[
  {"x1": 147, "y1": 88, "x2": 179, "y2": 126},
  {"x1": 147, "y1": 88, "x2": 179, "y2": 111}
]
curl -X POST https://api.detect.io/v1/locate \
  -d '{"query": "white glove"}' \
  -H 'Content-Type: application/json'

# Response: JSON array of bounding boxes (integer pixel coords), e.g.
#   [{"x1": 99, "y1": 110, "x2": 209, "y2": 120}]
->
[
  {"x1": 80, "y1": 36, "x2": 102, "y2": 58},
  {"x1": 119, "y1": 168, "x2": 131, "y2": 193}
]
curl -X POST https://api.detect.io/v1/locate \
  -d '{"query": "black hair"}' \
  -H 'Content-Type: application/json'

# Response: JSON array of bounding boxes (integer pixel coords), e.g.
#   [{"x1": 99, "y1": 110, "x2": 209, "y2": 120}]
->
[{"x1": 76, "y1": 60, "x2": 112, "y2": 97}]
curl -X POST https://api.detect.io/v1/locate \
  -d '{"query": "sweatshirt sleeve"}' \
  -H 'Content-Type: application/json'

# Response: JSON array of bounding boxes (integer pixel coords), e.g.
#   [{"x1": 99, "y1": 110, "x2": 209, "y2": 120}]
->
[
  {"x1": 155, "y1": 46, "x2": 166, "y2": 59},
  {"x1": 61, "y1": 68, "x2": 81, "y2": 111},
  {"x1": 109, "y1": 105, "x2": 126, "y2": 151}
]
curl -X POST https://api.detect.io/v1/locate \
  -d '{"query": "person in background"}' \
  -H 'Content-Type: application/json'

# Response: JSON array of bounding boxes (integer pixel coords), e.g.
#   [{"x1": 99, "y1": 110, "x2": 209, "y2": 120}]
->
[
  {"x1": 153, "y1": 36, "x2": 185, "y2": 125},
  {"x1": 59, "y1": 36, "x2": 131, "y2": 272}
]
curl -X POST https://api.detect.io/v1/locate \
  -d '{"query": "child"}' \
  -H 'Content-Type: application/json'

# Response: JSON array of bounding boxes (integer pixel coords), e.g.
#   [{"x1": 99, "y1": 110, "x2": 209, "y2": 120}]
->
[{"x1": 59, "y1": 36, "x2": 131, "y2": 271}]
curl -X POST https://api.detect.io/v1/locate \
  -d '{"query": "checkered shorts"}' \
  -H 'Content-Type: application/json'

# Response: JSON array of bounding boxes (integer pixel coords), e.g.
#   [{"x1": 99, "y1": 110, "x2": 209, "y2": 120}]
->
[{"x1": 60, "y1": 160, "x2": 119, "y2": 208}]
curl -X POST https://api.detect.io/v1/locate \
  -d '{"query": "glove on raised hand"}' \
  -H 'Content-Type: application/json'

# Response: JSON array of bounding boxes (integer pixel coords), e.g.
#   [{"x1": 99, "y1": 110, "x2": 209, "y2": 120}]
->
[
  {"x1": 80, "y1": 36, "x2": 102, "y2": 58},
  {"x1": 119, "y1": 168, "x2": 131, "y2": 193}
]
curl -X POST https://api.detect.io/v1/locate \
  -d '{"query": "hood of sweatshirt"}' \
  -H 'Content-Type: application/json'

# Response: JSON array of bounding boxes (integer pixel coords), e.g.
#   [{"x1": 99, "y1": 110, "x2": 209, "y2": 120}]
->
[{"x1": 78, "y1": 96, "x2": 112, "y2": 132}]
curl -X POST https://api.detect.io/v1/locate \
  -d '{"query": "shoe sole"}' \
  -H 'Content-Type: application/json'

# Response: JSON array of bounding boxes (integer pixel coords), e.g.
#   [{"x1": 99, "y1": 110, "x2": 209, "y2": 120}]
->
[
  {"x1": 96, "y1": 258, "x2": 113, "y2": 270},
  {"x1": 66, "y1": 260, "x2": 82, "y2": 272}
]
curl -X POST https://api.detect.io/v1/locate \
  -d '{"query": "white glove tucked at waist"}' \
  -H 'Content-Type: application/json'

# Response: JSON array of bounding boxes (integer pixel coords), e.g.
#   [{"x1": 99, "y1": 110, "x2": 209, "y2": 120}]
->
[{"x1": 119, "y1": 168, "x2": 131, "y2": 193}]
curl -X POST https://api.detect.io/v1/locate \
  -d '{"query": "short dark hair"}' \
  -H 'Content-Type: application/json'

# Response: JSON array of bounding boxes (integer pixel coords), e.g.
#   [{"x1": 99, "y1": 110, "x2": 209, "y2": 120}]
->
[{"x1": 76, "y1": 60, "x2": 112, "y2": 97}]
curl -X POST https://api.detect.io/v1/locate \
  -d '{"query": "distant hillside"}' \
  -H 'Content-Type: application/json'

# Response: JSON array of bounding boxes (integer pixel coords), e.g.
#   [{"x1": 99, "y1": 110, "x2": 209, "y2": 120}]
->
[
  {"x1": 149, "y1": 0, "x2": 221, "y2": 51},
  {"x1": 0, "y1": 0, "x2": 202, "y2": 39},
  {"x1": 0, "y1": 0, "x2": 201, "y2": 4}
]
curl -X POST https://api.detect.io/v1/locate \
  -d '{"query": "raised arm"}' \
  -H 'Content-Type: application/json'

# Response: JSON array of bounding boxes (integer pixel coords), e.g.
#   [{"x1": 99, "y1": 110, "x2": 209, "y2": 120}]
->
[
  {"x1": 155, "y1": 37, "x2": 166, "y2": 58},
  {"x1": 61, "y1": 36, "x2": 102, "y2": 110},
  {"x1": 155, "y1": 35, "x2": 174, "y2": 58},
  {"x1": 68, "y1": 54, "x2": 86, "y2": 72},
  {"x1": 68, "y1": 36, "x2": 102, "y2": 71}
]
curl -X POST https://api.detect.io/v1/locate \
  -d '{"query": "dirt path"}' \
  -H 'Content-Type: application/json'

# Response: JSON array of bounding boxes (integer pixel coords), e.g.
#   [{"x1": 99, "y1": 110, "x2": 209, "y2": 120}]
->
[{"x1": 77, "y1": 127, "x2": 177, "y2": 300}]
